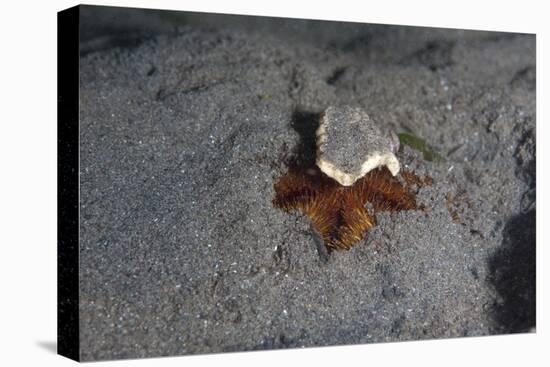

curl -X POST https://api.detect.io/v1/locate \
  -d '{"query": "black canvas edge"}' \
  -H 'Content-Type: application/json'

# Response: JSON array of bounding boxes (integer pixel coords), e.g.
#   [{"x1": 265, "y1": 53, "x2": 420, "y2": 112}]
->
[{"x1": 57, "y1": 5, "x2": 81, "y2": 362}]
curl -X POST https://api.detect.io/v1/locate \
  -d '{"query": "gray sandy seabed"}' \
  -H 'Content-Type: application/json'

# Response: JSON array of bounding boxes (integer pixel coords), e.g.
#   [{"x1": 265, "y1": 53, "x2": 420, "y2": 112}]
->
[{"x1": 78, "y1": 8, "x2": 536, "y2": 361}]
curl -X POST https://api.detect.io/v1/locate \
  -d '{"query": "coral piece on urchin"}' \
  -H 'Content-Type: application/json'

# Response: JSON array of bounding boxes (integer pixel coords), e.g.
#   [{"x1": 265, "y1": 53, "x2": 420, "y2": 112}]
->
[
  {"x1": 316, "y1": 106, "x2": 400, "y2": 186},
  {"x1": 273, "y1": 106, "x2": 432, "y2": 252}
]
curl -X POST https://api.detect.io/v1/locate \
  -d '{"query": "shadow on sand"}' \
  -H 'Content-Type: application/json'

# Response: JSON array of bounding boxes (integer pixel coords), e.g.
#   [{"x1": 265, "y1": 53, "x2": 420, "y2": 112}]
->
[{"x1": 487, "y1": 209, "x2": 536, "y2": 333}]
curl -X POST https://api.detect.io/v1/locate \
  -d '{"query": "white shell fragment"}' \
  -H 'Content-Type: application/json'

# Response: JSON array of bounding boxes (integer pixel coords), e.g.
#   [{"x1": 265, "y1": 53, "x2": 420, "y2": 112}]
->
[{"x1": 316, "y1": 106, "x2": 400, "y2": 186}]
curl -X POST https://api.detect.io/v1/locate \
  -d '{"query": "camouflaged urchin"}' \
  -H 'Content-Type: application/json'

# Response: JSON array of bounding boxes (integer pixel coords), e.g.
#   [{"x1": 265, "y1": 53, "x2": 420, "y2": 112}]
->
[{"x1": 316, "y1": 106, "x2": 400, "y2": 186}]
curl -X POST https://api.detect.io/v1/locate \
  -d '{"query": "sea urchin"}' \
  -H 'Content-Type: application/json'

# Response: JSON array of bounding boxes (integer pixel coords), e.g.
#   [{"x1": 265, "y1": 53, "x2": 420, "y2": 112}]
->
[{"x1": 273, "y1": 164, "x2": 427, "y2": 252}]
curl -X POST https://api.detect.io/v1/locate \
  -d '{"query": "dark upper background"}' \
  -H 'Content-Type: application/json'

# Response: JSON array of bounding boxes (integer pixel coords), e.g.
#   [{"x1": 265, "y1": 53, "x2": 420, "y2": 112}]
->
[{"x1": 79, "y1": 5, "x2": 527, "y2": 57}]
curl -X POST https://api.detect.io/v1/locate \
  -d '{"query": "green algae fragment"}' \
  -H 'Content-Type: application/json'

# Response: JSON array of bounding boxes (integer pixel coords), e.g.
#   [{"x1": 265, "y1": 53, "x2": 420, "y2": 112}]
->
[{"x1": 398, "y1": 132, "x2": 443, "y2": 162}]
